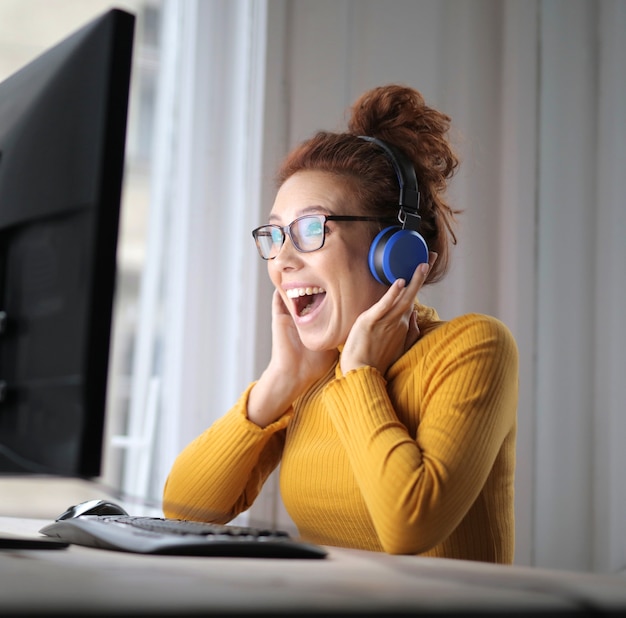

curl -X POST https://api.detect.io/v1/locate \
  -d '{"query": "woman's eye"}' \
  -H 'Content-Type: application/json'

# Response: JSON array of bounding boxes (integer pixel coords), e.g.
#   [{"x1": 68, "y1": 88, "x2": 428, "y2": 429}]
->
[{"x1": 303, "y1": 219, "x2": 323, "y2": 238}]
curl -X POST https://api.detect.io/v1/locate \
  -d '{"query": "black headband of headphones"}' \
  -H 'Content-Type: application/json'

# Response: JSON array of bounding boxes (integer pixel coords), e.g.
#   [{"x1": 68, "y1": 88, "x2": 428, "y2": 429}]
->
[{"x1": 357, "y1": 136, "x2": 421, "y2": 221}]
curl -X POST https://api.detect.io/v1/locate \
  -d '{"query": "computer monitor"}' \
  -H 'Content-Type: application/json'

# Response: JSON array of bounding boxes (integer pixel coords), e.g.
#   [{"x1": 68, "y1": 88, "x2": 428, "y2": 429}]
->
[{"x1": 0, "y1": 9, "x2": 135, "y2": 477}]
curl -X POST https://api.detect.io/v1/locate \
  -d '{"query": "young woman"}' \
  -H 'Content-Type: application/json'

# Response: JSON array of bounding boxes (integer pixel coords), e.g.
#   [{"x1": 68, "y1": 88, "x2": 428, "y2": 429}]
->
[{"x1": 163, "y1": 84, "x2": 519, "y2": 563}]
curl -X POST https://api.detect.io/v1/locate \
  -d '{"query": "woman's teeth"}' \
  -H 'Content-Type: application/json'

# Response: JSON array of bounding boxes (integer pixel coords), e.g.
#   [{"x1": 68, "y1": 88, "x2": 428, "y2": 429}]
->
[
  {"x1": 286, "y1": 286, "x2": 325, "y2": 299},
  {"x1": 285, "y1": 287, "x2": 326, "y2": 317}
]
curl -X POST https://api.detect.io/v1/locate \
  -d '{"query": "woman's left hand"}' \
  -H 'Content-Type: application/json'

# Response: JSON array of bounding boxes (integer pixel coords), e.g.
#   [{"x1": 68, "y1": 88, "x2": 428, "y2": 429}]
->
[{"x1": 340, "y1": 253, "x2": 436, "y2": 376}]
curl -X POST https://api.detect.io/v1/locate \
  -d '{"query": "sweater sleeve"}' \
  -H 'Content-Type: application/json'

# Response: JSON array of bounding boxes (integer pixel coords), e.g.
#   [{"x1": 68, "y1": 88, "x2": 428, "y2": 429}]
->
[
  {"x1": 162, "y1": 382, "x2": 292, "y2": 523},
  {"x1": 323, "y1": 314, "x2": 518, "y2": 555}
]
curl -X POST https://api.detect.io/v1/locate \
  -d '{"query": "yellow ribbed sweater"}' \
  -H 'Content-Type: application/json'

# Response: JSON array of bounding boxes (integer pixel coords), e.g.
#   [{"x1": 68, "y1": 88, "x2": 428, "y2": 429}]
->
[{"x1": 163, "y1": 305, "x2": 519, "y2": 563}]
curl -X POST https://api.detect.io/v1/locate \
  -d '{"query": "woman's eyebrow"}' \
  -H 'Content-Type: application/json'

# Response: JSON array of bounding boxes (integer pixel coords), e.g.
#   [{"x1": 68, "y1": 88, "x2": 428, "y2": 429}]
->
[{"x1": 268, "y1": 205, "x2": 330, "y2": 223}]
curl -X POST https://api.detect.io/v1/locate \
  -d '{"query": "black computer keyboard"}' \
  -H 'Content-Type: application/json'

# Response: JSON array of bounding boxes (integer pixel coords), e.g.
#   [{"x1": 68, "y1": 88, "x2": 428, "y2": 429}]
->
[{"x1": 39, "y1": 515, "x2": 327, "y2": 559}]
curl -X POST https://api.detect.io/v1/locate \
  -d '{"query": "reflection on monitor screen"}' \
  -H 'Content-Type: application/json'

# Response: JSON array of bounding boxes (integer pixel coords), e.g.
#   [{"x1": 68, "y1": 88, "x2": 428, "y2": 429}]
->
[{"x1": 0, "y1": 9, "x2": 135, "y2": 477}]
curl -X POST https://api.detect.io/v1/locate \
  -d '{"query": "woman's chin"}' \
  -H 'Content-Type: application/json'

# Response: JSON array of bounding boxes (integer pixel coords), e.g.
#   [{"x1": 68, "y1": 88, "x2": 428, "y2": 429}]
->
[
  {"x1": 300, "y1": 338, "x2": 328, "y2": 352},
  {"x1": 297, "y1": 330, "x2": 338, "y2": 353}
]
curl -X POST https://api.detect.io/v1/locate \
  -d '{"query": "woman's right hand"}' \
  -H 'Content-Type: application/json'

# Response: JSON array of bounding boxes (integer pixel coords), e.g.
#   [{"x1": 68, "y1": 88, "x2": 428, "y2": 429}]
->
[{"x1": 247, "y1": 290, "x2": 338, "y2": 427}]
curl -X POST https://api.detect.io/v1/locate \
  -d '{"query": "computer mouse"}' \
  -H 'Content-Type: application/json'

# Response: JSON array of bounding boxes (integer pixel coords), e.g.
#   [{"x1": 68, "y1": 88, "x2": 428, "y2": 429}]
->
[{"x1": 56, "y1": 499, "x2": 129, "y2": 521}]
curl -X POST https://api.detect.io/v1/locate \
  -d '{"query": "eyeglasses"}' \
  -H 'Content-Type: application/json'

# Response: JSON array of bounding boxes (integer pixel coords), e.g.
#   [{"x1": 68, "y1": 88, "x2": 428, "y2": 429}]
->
[{"x1": 252, "y1": 214, "x2": 394, "y2": 260}]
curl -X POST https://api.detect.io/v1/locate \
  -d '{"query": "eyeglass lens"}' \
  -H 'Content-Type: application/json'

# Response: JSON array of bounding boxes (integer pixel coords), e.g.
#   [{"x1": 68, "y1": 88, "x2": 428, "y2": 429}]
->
[{"x1": 253, "y1": 215, "x2": 326, "y2": 259}]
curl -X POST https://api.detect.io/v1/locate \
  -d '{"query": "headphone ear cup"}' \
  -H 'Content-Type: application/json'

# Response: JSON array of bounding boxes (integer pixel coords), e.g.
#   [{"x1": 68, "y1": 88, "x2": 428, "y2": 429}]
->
[{"x1": 368, "y1": 226, "x2": 429, "y2": 286}]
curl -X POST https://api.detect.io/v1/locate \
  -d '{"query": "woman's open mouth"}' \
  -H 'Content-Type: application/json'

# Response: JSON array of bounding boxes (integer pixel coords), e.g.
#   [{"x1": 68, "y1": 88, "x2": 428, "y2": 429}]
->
[{"x1": 286, "y1": 286, "x2": 326, "y2": 317}]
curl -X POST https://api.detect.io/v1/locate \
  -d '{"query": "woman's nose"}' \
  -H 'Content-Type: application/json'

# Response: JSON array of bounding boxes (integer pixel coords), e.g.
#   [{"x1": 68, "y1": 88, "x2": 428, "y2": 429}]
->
[{"x1": 272, "y1": 233, "x2": 300, "y2": 267}]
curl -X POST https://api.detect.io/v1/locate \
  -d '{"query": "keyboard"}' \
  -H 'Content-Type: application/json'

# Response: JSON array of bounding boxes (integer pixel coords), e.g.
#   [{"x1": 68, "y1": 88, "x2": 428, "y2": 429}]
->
[{"x1": 39, "y1": 515, "x2": 327, "y2": 559}]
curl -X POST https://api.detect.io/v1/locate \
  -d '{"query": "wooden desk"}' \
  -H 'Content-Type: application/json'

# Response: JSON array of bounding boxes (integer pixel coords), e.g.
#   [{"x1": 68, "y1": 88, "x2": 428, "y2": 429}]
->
[{"x1": 1, "y1": 516, "x2": 625, "y2": 616}]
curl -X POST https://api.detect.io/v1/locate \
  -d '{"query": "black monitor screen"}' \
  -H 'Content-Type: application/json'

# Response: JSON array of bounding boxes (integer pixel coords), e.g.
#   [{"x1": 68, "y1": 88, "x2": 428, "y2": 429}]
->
[{"x1": 0, "y1": 9, "x2": 135, "y2": 477}]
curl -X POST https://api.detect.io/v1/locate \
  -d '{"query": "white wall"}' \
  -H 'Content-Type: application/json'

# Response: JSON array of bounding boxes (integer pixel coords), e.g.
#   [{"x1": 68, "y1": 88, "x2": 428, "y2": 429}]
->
[{"x1": 533, "y1": 0, "x2": 626, "y2": 573}]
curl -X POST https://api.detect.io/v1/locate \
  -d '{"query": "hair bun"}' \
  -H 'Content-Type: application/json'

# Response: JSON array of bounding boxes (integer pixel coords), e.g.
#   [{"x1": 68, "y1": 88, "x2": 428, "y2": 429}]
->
[{"x1": 347, "y1": 84, "x2": 427, "y2": 139}]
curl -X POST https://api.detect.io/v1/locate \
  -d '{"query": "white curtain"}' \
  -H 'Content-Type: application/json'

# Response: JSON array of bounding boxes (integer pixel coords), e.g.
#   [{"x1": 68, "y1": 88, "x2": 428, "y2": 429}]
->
[{"x1": 121, "y1": 0, "x2": 272, "y2": 511}]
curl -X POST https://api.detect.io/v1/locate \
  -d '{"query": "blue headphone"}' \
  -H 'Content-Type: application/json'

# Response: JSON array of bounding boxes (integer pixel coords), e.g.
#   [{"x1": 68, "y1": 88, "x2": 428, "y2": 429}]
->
[{"x1": 359, "y1": 136, "x2": 428, "y2": 285}]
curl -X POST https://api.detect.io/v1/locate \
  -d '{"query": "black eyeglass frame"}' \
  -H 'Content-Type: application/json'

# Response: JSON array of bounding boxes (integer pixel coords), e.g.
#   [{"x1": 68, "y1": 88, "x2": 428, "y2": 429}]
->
[{"x1": 252, "y1": 214, "x2": 397, "y2": 260}]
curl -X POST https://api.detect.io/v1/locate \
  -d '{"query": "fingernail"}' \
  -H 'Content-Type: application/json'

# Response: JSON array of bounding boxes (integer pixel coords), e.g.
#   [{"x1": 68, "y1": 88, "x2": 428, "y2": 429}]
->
[{"x1": 419, "y1": 262, "x2": 429, "y2": 275}]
